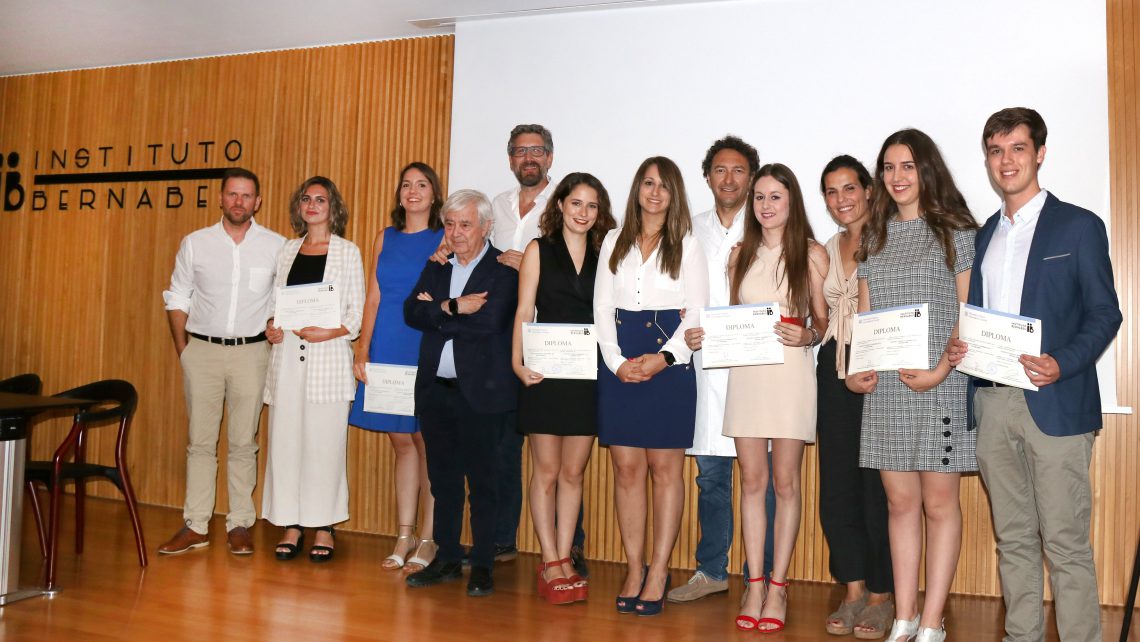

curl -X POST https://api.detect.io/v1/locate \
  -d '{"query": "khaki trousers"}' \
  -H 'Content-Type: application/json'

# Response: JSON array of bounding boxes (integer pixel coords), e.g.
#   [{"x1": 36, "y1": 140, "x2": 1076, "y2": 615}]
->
[
  {"x1": 975, "y1": 386, "x2": 1101, "y2": 642},
  {"x1": 179, "y1": 336, "x2": 269, "y2": 534}
]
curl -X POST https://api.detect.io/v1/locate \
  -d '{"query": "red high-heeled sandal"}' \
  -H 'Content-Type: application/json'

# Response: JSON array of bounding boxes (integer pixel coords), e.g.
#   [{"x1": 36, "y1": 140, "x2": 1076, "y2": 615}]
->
[
  {"x1": 536, "y1": 559, "x2": 576, "y2": 605},
  {"x1": 758, "y1": 577, "x2": 790, "y2": 634},
  {"x1": 736, "y1": 576, "x2": 766, "y2": 631},
  {"x1": 559, "y1": 557, "x2": 588, "y2": 602}
]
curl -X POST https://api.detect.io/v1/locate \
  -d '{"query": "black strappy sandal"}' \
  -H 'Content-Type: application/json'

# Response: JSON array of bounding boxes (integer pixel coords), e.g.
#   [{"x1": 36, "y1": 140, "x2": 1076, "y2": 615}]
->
[
  {"x1": 309, "y1": 526, "x2": 336, "y2": 563},
  {"x1": 275, "y1": 525, "x2": 304, "y2": 561}
]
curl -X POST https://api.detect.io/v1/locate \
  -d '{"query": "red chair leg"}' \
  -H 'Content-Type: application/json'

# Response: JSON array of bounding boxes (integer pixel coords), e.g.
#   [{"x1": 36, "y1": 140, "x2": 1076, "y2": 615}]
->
[
  {"x1": 75, "y1": 429, "x2": 87, "y2": 554},
  {"x1": 23, "y1": 481, "x2": 47, "y2": 558},
  {"x1": 118, "y1": 461, "x2": 147, "y2": 567}
]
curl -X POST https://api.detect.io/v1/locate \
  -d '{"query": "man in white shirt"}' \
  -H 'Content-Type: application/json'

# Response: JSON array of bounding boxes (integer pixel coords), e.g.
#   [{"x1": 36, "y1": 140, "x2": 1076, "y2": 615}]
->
[
  {"x1": 949, "y1": 108, "x2": 1120, "y2": 642},
  {"x1": 159, "y1": 168, "x2": 285, "y2": 556},
  {"x1": 671, "y1": 135, "x2": 773, "y2": 602},
  {"x1": 485, "y1": 123, "x2": 579, "y2": 566}
]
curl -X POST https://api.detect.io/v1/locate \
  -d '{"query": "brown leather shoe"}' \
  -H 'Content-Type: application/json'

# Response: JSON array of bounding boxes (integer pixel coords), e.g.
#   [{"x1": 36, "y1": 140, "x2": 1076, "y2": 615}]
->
[
  {"x1": 227, "y1": 527, "x2": 254, "y2": 555},
  {"x1": 157, "y1": 526, "x2": 209, "y2": 555}
]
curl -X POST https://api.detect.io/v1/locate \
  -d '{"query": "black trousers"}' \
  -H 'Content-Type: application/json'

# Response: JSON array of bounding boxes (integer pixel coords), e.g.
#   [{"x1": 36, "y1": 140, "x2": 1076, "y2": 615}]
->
[
  {"x1": 419, "y1": 379, "x2": 508, "y2": 569},
  {"x1": 816, "y1": 340, "x2": 894, "y2": 593}
]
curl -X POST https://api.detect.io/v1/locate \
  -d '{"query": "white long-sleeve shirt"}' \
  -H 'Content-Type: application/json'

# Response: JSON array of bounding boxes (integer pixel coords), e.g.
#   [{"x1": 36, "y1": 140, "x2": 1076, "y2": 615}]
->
[
  {"x1": 593, "y1": 228, "x2": 709, "y2": 374},
  {"x1": 688, "y1": 207, "x2": 744, "y2": 457},
  {"x1": 490, "y1": 180, "x2": 555, "y2": 252},
  {"x1": 162, "y1": 218, "x2": 285, "y2": 337}
]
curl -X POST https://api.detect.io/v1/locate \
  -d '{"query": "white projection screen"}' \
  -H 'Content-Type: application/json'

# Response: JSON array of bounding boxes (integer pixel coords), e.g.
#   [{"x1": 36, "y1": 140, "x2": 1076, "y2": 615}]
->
[{"x1": 449, "y1": 0, "x2": 1126, "y2": 411}]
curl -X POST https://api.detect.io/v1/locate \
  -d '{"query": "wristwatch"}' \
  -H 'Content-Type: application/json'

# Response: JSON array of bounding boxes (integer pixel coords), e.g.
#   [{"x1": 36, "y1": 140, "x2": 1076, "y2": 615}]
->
[
  {"x1": 661, "y1": 350, "x2": 676, "y2": 367},
  {"x1": 448, "y1": 298, "x2": 459, "y2": 315}
]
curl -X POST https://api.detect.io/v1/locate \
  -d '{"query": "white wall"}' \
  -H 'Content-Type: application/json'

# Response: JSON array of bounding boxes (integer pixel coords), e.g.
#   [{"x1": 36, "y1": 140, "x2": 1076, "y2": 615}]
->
[{"x1": 449, "y1": 0, "x2": 1122, "y2": 409}]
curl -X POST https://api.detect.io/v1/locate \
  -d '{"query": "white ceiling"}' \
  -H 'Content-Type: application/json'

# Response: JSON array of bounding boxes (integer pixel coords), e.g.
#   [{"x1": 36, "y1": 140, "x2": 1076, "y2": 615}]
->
[{"x1": 0, "y1": 0, "x2": 718, "y2": 77}]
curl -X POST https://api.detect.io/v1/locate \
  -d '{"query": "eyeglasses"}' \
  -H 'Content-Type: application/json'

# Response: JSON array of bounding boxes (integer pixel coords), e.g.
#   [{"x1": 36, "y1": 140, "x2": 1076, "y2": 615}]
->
[{"x1": 509, "y1": 145, "x2": 549, "y2": 158}]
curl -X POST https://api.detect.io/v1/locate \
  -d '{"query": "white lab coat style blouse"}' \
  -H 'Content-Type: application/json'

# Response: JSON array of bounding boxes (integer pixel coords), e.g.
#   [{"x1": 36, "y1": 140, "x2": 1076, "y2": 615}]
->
[{"x1": 593, "y1": 228, "x2": 709, "y2": 375}]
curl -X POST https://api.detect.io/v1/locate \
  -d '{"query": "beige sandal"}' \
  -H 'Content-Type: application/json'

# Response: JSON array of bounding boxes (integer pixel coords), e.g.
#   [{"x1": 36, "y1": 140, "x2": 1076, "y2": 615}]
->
[
  {"x1": 381, "y1": 531, "x2": 417, "y2": 570},
  {"x1": 826, "y1": 592, "x2": 869, "y2": 635},
  {"x1": 853, "y1": 598, "x2": 896, "y2": 640},
  {"x1": 404, "y1": 538, "x2": 437, "y2": 573}
]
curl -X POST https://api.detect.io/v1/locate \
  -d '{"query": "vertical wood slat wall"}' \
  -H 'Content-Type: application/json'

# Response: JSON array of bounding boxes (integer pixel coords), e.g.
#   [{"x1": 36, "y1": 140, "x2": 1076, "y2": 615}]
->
[{"x1": 1, "y1": 10, "x2": 1138, "y2": 605}]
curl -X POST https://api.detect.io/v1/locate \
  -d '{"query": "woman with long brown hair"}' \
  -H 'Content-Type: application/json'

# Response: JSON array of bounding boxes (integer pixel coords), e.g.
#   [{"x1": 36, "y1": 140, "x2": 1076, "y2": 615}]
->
[
  {"x1": 593, "y1": 156, "x2": 708, "y2": 616},
  {"x1": 846, "y1": 129, "x2": 978, "y2": 642},
  {"x1": 719, "y1": 163, "x2": 829, "y2": 633},
  {"x1": 512, "y1": 172, "x2": 615, "y2": 604},
  {"x1": 349, "y1": 163, "x2": 445, "y2": 572}
]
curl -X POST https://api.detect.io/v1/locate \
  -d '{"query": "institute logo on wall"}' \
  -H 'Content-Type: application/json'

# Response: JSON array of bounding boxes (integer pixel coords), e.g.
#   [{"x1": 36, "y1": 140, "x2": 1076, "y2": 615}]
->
[{"x1": 1, "y1": 139, "x2": 244, "y2": 212}]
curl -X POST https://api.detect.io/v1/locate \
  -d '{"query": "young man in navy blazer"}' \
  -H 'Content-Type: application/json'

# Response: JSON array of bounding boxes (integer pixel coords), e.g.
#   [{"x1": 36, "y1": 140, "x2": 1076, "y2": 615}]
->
[
  {"x1": 949, "y1": 107, "x2": 1121, "y2": 642},
  {"x1": 403, "y1": 189, "x2": 519, "y2": 597}
]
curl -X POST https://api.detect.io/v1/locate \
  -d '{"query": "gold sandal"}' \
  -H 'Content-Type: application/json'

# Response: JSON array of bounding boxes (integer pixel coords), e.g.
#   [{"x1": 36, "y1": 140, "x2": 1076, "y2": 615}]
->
[
  {"x1": 381, "y1": 528, "x2": 418, "y2": 570},
  {"x1": 404, "y1": 538, "x2": 437, "y2": 573}
]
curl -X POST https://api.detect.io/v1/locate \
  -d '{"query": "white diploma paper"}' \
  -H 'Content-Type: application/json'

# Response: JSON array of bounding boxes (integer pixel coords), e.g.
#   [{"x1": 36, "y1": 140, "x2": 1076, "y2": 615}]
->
[
  {"x1": 363, "y1": 364, "x2": 417, "y2": 416},
  {"x1": 274, "y1": 282, "x2": 341, "y2": 330},
  {"x1": 957, "y1": 303, "x2": 1042, "y2": 391},
  {"x1": 700, "y1": 303, "x2": 784, "y2": 368},
  {"x1": 522, "y1": 323, "x2": 598, "y2": 380},
  {"x1": 847, "y1": 304, "x2": 929, "y2": 373}
]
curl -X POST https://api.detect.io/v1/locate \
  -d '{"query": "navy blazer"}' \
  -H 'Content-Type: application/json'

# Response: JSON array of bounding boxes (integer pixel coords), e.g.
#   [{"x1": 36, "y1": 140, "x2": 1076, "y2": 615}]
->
[
  {"x1": 967, "y1": 193, "x2": 1121, "y2": 436},
  {"x1": 404, "y1": 244, "x2": 519, "y2": 415}
]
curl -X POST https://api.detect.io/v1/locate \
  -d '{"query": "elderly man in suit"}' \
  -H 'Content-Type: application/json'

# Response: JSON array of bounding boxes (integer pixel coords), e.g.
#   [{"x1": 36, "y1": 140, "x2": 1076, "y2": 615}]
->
[
  {"x1": 403, "y1": 189, "x2": 519, "y2": 597},
  {"x1": 949, "y1": 107, "x2": 1121, "y2": 642}
]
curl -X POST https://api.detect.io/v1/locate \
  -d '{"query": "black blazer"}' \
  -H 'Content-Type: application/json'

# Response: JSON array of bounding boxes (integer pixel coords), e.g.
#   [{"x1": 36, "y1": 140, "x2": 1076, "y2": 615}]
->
[
  {"x1": 404, "y1": 244, "x2": 519, "y2": 414},
  {"x1": 967, "y1": 193, "x2": 1121, "y2": 436}
]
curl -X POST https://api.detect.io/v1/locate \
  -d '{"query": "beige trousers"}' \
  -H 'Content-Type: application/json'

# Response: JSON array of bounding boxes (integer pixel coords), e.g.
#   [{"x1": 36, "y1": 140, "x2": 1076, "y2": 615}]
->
[
  {"x1": 179, "y1": 336, "x2": 269, "y2": 534},
  {"x1": 975, "y1": 387, "x2": 1101, "y2": 642}
]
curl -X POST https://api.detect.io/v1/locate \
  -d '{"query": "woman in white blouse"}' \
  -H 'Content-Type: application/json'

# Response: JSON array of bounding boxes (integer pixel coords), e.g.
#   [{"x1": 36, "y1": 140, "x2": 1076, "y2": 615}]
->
[
  {"x1": 594, "y1": 156, "x2": 709, "y2": 616},
  {"x1": 262, "y1": 176, "x2": 365, "y2": 563}
]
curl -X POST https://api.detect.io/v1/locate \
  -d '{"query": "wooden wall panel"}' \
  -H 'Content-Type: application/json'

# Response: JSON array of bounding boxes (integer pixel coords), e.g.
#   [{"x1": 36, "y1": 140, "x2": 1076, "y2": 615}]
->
[
  {"x1": 0, "y1": 36, "x2": 455, "y2": 536},
  {"x1": 2, "y1": 6, "x2": 1139, "y2": 607}
]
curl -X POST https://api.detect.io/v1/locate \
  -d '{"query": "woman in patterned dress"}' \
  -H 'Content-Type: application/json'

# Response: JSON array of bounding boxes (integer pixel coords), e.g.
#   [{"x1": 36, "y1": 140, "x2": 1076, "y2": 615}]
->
[{"x1": 845, "y1": 130, "x2": 978, "y2": 642}]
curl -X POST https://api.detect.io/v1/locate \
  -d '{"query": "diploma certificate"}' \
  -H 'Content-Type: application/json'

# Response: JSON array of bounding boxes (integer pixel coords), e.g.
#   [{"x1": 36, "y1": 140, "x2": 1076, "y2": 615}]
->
[
  {"x1": 363, "y1": 364, "x2": 417, "y2": 416},
  {"x1": 847, "y1": 304, "x2": 929, "y2": 373},
  {"x1": 700, "y1": 303, "x2": 784, "y2": 368},
  {"x1": 957, "y1": 303, "x2": 1042, "y2": 391},
  {"x1": 522, "y1": 323, "x2": 598, "y2": 380},
  {"x1": 274, "y1": 282, "x2": 341, "y2": 330}
]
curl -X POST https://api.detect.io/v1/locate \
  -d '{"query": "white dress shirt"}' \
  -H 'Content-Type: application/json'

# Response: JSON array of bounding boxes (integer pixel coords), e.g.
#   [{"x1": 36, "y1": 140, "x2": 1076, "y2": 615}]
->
[
  {"x1": 491, "y1": 180, "x2": 555, "y2": 252},
  {"x1": 688, "y1": 207, "x2": 744, "y2": 457},
  {"x1": 594, "y1": 228, "x2": 710, "y2": 375},
  {"x1": 163, "y1": 218, "x2": 286, "y2": 338},
  {"x1": 981, "y1": 189, "x2": 1048, "y2": 314}
]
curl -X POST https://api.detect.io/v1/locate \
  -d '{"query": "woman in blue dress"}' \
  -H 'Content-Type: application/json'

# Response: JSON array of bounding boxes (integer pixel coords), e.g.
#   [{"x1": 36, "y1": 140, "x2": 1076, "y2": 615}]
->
[{"x1": 350, "y1": 162, "x2": 445, "y2": 572}]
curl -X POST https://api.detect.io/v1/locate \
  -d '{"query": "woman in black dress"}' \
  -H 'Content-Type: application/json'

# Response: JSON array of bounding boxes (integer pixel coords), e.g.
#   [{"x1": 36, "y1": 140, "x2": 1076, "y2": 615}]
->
[{"x1": 512, "y1": 173, "x2": 616, "y2": 604}]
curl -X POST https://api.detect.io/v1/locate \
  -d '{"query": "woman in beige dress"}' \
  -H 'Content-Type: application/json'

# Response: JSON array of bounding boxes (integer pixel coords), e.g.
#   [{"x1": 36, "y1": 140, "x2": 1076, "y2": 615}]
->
[{"x1": 722, "y1": 163, "x2": 828, "y2": 632}]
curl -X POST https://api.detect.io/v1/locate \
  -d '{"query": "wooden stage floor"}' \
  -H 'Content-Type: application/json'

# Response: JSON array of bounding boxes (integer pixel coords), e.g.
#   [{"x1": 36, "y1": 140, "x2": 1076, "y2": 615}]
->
[{"x1": 0, "y1": 497, "x2": 1133, "y2": 641}]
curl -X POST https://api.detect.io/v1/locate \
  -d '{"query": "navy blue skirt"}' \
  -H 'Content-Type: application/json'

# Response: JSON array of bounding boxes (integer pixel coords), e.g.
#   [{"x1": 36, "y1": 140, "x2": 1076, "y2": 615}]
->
[{"x1": 597, "y1": 309, "x2": 696, "y2": 449}]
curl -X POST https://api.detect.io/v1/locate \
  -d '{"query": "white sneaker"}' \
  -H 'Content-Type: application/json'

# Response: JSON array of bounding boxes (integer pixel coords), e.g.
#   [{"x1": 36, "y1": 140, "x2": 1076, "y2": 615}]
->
[{"x1": 666, "y1": 570, "x2": 729, "y2": 602}]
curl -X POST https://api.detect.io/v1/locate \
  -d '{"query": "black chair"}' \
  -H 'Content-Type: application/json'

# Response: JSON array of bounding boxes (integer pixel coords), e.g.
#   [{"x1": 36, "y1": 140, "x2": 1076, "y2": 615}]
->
[
  {"x1": 25, "y1": 379, "x2": 146, "y2": 590},
  {"x1": 0, "y1": 373, "x2": 42, "y2": 396}
]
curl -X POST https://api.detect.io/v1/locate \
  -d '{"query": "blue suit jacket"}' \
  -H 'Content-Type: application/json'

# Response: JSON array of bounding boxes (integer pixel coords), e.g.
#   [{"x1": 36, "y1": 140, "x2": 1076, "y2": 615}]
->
[
  {"x1": 404, "y1": 245, "x2": 519, "y2": 415},
  {"x1": 967, "y1": 193, "x2": 1121, "y2": 436}
]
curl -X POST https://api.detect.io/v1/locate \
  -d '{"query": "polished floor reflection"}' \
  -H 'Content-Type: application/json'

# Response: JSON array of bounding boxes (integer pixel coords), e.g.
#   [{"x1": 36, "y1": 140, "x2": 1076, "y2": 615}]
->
[{"x1": 0, "y1": 497, "x2": 1132, "y2": 641}]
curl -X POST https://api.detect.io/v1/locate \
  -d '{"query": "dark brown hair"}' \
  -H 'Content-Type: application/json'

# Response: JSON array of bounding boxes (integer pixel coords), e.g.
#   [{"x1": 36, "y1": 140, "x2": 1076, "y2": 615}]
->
[
  {"x1": 390, "y1": 162, "x2": 443, "y2": 232},
  {"x1": 982, "y1": 107, "x2": 1047, "y2": 151},
  {"x1": 730, "y1": 164, "x2": 815, "y2": 316},
  {"x1": 819, "y1": 155, "x2": 872, "y2": 194},
  {"x1": 221, "y1": 167, "x2": 260, "y2": 195},
  {"x1": 701, "y1": 135, "x2": 760, "y2": 178},
  {"x1": 859, "y1": 129, "x2": 977, "y2": 270},
  {"x1": 538, "y1": 172, "x2": 616, "y2": 252},
  {"x1": 288, "y1": 176, "x2": 349, "y2": 237},
  {"x1": 608, "y1": 157, "x2": 692, "y2": 279}
]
